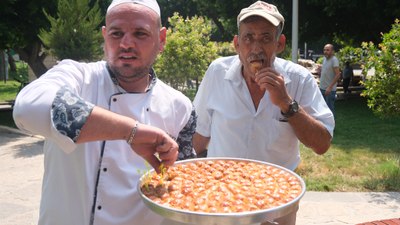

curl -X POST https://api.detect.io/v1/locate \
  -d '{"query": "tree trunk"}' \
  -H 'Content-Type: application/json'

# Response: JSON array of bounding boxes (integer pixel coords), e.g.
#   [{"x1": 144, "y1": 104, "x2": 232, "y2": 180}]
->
[
  {"x1": 15, "y1": 41, "x2": 48, "y2": 78},
  {"x1": 7, "y1": 50, "x2": 17, "y2": 72},
  {"x1": 0, "y1": 50, "x2": 5, "y2": 82},
  {"x1": 209, "y1": 15, "x2": 230, "y2": 40}
]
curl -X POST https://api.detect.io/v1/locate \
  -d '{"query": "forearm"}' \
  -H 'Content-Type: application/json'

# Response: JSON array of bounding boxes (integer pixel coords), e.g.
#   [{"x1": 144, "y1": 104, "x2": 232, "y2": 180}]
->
[
  {"x1": 328, "y1": 70, "x2": 342, "y2": 90},
  {"x1": 288, "y1": 108, "x2": 332, "y2": 154},
  {"x1": 76, "y1": 106, "x2": 135, "y2": 143},
  {"x1": 193, "y1": 132, "x2": 210, "y2": 156}
]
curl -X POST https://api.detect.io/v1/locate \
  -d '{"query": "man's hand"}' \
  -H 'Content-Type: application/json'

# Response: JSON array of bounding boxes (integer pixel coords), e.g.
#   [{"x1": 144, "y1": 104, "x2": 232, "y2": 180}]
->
[
  {"x1": 129, "y1": 123, "x2": 178, "y2": 173},
  {"x1": 255, "y1": 67, "x2": 291, "y2": 110},
  {"x1": 325, "y1": 87, "x2": 332, "y2": 96}
]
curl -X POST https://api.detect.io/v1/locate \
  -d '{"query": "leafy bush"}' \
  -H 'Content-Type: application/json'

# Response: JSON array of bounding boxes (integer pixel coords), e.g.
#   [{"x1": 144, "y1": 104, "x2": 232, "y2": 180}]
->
[
  {"x1": 215, "y1": 41, "x2": 236, "y2": 57},
  {"x1": 154, "y1": 13, "x2": 219, "y2": 91},
  {"x1": 337, "y1": 46, "x2": 363, "y2": 66},
  {"x1": 337, "y1": 19, "x2": 400, "y2": 118},
  {"x1": 361, "y1": 19, "x2": 400, "y2": 118}
]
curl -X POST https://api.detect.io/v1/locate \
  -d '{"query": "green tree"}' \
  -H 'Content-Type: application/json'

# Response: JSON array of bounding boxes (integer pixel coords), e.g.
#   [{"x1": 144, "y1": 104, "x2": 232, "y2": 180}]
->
[
  {"x1": 158, "y1": 0, "x2": 400, "y2": 50},
  {"x1": 154, "y1": 13, "x2": 219, "y2": 91},
  {"x1": 39, "y1": 0, "x2": 103, "y2": 61},
  {"x1": 361, "y1": 19, "x2": 400, "y2": 118},
  {"x1": 0, "y1": 0, "x2": 58, "y2": 77},
  {"x1": 158, "y1": 0, "x2": 287, "y2": 41},
  {"x1": 299, "y1": 0, "x2": 400, "y2": 50},
  {"x1": 337, "y1": 46, "x2": 364, "y2": 66}
]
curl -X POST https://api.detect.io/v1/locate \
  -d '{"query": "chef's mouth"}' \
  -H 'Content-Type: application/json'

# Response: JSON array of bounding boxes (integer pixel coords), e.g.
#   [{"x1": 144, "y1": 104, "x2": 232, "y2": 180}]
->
[{"x1": 119, "y1": 55, "x2": 138, "y2": 60}]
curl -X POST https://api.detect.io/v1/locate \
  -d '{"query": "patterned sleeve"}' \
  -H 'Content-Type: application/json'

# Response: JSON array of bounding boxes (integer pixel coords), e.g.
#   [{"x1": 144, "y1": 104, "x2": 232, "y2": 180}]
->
[
  {"x1": 51, "y1": 86, "x2": 94, "y2": 142},
  {"x1": 176, "y1": 106, "x2": 197, "y2": 160}
]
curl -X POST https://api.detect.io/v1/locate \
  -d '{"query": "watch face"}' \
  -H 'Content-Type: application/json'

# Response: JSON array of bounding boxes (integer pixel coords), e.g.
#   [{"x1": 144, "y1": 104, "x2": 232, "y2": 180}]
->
[
  {"x1": 281, "y1": 100, "x2": 299, "y2": 118},
  {"x1": 292, "y1": 101, "x2": 299, "y2": 112}
]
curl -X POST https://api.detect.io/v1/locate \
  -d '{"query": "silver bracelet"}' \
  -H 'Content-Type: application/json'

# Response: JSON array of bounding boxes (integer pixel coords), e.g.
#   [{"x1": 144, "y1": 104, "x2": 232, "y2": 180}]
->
[{"x1": 127, "y1": 122, "x2": 139, "y2": 145}]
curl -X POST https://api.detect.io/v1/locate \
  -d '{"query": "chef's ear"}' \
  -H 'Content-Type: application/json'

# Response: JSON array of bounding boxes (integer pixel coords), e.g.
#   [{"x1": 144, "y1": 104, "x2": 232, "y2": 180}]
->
[
  {"x1": 276, "y1": 34, "x2": 286, "y2": 54},
  {"x1": 159, "y1": 27, "x2": 167, "y2": 52}
]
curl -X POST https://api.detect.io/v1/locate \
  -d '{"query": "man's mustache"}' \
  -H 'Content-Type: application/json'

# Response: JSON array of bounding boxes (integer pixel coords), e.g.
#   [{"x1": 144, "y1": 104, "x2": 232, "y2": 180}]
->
[{"x1": 247, "y1": 53, "x2": 267, "y2": 63}]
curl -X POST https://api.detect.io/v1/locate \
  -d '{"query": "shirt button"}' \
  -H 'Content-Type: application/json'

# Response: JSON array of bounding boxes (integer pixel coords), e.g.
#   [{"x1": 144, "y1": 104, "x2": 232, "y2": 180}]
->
[
  {"x1": 103, "y1": 168, "x2": 107, "y2": 172},
  {"x1": 97, "y1": 205, "x2": 102, "y2": 210},
  {"x1": 113, "y1": 98, "x2": 117, "y2": 102}
]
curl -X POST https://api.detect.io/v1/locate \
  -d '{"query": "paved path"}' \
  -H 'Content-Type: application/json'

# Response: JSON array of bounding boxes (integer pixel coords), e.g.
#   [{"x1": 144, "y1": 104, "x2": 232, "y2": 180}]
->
[
  {"x1": 0, "y1": 126, "x2": 43, "y2": 225},
  {"x1": 0, "y1": 125, "x2": 399, "y2": 225}
]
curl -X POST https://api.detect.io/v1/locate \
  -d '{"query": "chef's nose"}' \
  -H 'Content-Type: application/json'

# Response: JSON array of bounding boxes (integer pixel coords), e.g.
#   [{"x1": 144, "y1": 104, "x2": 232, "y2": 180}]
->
[{"x1": 120, "y1": 34, "x2": 136, "y2": 49}]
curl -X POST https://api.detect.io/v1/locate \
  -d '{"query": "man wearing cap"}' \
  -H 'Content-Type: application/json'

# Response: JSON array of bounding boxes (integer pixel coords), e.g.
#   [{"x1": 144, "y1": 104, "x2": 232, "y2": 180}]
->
[
  {"x1": 193, "y1": 2, "x2": 334, "y2": 224},
  {"x1": 13, "y1": 0, "x2": 196, "y2": 225}
]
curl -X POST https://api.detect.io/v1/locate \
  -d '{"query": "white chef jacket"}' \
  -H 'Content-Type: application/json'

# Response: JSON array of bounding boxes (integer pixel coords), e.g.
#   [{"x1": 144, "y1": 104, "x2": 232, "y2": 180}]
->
[
  {"x1": 13, "y1": 60, "x2": 193, "y2": 225},
  {"x1": 193, "y1": 56, "x2": 334, "y2": 170}
]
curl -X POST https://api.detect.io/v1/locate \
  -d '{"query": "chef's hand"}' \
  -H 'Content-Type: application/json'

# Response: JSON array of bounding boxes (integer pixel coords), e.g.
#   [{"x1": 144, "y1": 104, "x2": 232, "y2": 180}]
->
[
  {"x1": 129, "y1": 123, "x2": 178, "y2": 173},
  {"x1": 255, "y1": 67, "x2": 291, "y2": 109}
]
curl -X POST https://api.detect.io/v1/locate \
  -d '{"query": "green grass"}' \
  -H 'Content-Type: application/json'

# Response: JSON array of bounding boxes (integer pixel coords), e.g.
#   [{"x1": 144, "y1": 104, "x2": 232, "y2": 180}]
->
[
  {"x1": 297, "y1": 97, "x2": 400, "y2": 191},
  {"x1": 0, "y1": 61, "x2": 28, "y2": 128},
  {"x1": 0, "y1": 61, "x2": 28, "y2": 102},
  {"x1": 1, "y1": 71, "x2": 399, "y2": 191},
  {"x1": 0, "y1": 80, "x2": 20, "y2": 102},
  {"x1": 0, "y1": 79, "x2": 18, "y2": 128}
]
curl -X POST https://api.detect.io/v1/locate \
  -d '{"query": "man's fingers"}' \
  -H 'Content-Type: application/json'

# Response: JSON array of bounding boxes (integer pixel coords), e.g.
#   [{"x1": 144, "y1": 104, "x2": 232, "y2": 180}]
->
[
  {"x1": 144, "y1": 155, "x2": 162, "y2": 173},
  {"x1": 157, "y1": 147, "x2": 178, "y2": 167}
]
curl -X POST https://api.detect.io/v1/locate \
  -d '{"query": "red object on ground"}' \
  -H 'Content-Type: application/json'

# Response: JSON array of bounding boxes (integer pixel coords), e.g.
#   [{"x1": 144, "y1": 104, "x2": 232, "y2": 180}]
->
[{"x1": 356, "y1": 218, "x2": 400, "y2": 225}]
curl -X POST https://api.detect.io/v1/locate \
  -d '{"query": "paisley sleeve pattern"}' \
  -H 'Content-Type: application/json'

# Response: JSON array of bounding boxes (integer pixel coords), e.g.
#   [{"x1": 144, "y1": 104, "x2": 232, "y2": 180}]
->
[
  {"x1": 51, "y1": 86, "x2": 94, "y2": 142},
  {"x1": 176, "y1": 106, "x2": 197, "y2": 160}
]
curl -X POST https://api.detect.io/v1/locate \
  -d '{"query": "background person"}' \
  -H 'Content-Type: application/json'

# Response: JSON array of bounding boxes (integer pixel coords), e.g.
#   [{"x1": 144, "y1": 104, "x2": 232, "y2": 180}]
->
[
  {"x1": 12, "y1": 0, "x2": 196, "y2": 224},
  {"x1": 192, "y1": 1, "x2": 334, "y2": 224},
  {"x1": 342, "y1": 61, "x2": 354, "y2": 94},
  {"x1": 319, "y1": 43, "x2": 341, "y2": 113}
]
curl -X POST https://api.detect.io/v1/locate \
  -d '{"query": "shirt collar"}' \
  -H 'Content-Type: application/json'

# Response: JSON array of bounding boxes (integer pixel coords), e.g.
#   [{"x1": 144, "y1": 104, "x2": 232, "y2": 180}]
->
[{"x1": 106, "y1": 64, "x2": 157, "y2": 93}]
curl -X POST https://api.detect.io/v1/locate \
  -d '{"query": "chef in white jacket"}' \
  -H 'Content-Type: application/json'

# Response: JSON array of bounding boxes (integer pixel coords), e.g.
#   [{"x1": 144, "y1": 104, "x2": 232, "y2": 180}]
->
[{"x1": 12, "y1": 0, "x2": 196, "y2": 224}]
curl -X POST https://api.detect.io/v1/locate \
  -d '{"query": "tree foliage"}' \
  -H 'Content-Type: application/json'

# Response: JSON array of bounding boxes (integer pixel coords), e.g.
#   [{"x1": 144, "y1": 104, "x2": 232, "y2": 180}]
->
[
  {"x1": 339, "y1": 19, "x2": 400, "y2": 118},
  {"x1": 157, "y1": 0, "x2": 400, "y2": 50},
  {"x1": 1, "y1": 0, "x2": 399, "y2": 77},
  {"x1": 154, "y1": 13, "x2": 219, "y2": 91},
  {"x1": 158, "y1": 0, "x2": 287, "y2": 41},
  {"x1": 39, "y1": 0, "x2": 103, "y2": 61},
  {"x1": 299, "y1": 0, "x2": 400, "y2": 50},
  {"x1": 361, "y1": 20, "x2": 400, "y2": 118},
  {"x1": 0, "y1": 0, "x2": 57, "y2": 77}
]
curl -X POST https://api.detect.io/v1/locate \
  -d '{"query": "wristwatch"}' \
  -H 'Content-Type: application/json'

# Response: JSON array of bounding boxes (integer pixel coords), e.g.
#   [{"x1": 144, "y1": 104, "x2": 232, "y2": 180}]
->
[{"x1": 281, "y1": 100, "x2": 299, "y2": 119}]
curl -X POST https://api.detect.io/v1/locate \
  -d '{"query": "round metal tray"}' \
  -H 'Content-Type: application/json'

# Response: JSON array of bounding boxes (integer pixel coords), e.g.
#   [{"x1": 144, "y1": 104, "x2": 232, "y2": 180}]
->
[{"x1": 138, "y1": 157, "x2": 306, "y2": 225}]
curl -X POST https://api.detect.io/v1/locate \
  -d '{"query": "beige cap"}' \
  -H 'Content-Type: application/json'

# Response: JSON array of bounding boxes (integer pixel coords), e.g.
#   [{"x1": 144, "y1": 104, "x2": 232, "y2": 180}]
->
[
  {"x1": 237, "y1": 1, "x2": 284, "y2": 29},
  {"x1": 107, "y1": 0, "x2": 160, "y2": 17}
]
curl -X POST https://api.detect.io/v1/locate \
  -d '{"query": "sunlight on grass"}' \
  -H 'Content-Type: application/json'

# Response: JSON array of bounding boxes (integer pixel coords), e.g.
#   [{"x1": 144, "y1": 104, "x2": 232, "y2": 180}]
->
[
  {"x1": 297, "y1": 145, "x2": 400, "y2": 191},
  {"x1": 0, "y1": 80, "x2": 20, "y2": 102},
  {"x1": 0, "y1": 61, "x2": 28, "y2": 102},
  {"x1": 296, "y1": 105, "x2": 400, "y2": 191},
  {"x1": 296, "y1": 97, "x2": 400, "y2": 191}
]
